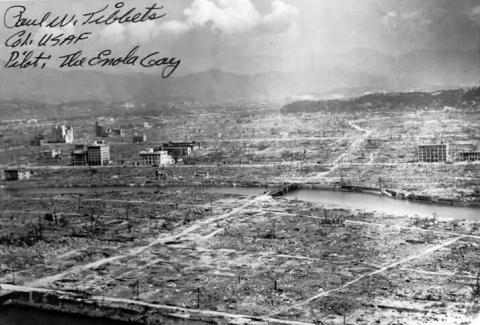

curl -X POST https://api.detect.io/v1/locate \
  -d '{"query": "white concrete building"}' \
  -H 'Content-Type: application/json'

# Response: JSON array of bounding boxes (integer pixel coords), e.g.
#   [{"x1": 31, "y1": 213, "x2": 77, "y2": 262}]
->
[
  {"x1": 52, "y1": 125, "x2": 74, "y2": 144},
  {"x1": 139, "y1": 149, "x2": 174, "y2": 166}
]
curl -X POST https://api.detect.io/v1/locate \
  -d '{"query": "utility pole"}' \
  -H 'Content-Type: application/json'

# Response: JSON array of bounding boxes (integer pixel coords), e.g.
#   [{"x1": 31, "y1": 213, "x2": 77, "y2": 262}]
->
[
  {"x1": 90, "y1": 214, "x2": 94, "y2": 237},
  {"x1": 135, "y1": 280, "x2": 140, "y2": 300},
  {"x1": 271, "y1": 219, "x2": 276, "y2": 238},
  {"x1": 196, "y1": 288, "x2": 200, "y2": 308},
  {"x1": 11, "y1": 264, "x2": 15, "y2": 284}
]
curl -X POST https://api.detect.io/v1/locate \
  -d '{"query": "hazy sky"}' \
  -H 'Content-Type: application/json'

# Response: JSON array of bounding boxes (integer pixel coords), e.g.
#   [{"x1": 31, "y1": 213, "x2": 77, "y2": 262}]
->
[{"x1": 1, "y1": 0, "x2": 479, "y2": 74}]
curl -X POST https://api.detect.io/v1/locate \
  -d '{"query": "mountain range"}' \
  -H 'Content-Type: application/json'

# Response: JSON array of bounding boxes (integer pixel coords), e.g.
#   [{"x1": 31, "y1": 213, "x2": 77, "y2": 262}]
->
[{"x1": 0, "y1": 48, "x2": 478, "y2": 103}]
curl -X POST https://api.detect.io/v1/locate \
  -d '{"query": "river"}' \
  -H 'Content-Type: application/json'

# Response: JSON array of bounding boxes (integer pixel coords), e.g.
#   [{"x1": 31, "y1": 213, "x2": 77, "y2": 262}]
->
[
  {"x1": 1, "y1": 185, "x2": 478, "y2": 220},
  {"x1": 283, "y1": 189, "x2": 479, "y2": 220}
]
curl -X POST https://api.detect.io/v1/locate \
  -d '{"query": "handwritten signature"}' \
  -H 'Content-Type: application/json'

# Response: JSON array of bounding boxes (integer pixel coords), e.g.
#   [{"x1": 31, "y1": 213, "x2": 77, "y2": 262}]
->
[
  {"x1": 3, "y1": 2, "x2": 166, "y2": 29},
  {"x1": 5, "y1": 46, "x2": 181, "y2": 78},
  {"x1": 5, "y1": 30, "x2": 92, "y2": 48},
  {"x1": 2, "y1": 1, "x2": 180, "y2": 76}
]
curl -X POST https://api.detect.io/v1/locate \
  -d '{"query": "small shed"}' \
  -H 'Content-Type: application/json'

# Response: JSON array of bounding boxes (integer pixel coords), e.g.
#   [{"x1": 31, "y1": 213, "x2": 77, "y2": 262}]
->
[{"x1": 4, "y1": 169, "x2": 31, "y2": 181}]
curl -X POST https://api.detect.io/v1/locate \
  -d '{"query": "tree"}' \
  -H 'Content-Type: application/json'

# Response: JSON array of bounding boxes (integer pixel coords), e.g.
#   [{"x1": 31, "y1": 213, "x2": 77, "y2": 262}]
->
[
  {"x1": 78, "y1": 200, "x2": 107, "y2": 238},
  {"x1": 473, "y1": 270, "x2": 480, "y2": 299}
]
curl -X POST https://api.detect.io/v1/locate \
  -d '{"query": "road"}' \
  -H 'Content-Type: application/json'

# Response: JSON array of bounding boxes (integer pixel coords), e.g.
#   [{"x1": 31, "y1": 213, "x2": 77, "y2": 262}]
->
[
  {"x1": 306, "y1": 120, "x2": 373, "y2": 181},
  {"x1": 2, "y1": 161, "x2": 477, "y2": 170},
  {"x1": 25, "y1": 194, "x2": 269, "y2": 288},
  {"x1": 274, "y1": 235, "x2": 465, "y2": 315},
  {"x1": 0, "y1": 283, "x2": 315, "y2": 325}
]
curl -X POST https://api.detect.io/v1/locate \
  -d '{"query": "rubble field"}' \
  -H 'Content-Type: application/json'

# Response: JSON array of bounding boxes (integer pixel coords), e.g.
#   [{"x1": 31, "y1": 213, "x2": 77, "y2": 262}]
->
[
  {"x1": 0, "y1": 189, "x2": 251, "y2": 283},
  {"x1": 2, "y1": 103, "x2": 479, "y2": 202},
  {"x1": 1, "y1": 189, "x2": 479, "y2": 324}
]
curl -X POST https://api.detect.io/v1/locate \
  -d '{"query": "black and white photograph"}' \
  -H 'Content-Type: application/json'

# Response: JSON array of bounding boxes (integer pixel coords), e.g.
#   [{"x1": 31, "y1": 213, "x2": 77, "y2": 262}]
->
[{"x1": 0, "y1": 0, "x2": 479, "y2": 324}]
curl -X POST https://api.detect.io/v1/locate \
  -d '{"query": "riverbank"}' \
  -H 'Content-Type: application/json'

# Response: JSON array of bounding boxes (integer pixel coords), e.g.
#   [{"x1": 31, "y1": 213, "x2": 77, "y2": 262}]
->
[
  {"x1": 2, "y1": 162, "x2": 478, "y2": 205},
  {"x1": 334, "y1": 184, "x2": 480, "y2": 208},
  {"x1": 1, "y1": 288, "x2": 313, "y2": 325},
  {"x1": 4, "y1": 179, "x2": 479, "y2": 210}
]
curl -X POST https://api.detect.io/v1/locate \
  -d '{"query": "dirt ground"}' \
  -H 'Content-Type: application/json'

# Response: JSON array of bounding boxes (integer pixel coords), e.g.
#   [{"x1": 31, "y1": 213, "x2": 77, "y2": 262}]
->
[
  {"x1": 1, "y1": 189, "x2": 479, "y2": 324},
  {"x1": 2, "y1": 104, "x2": 479, "y2": 202},
  {"x1": 1, "y1": 102, "x2": 479, "y2": 324}
]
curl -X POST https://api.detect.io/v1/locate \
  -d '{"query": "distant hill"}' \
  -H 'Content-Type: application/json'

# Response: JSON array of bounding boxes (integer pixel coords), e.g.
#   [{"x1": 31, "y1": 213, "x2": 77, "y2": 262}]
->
[
  {"x1": 0, "y1": 48, "x2": 478, "y2": 103},
  {"x1": 463, "y1": 87, "x2": 480, "y2": 102},
  {"x1": 281, "y1": 88, "x2": 479, "y2": 114},
  {"x1": 0, "y1": 66, "x2": 390, "y2": 103}
]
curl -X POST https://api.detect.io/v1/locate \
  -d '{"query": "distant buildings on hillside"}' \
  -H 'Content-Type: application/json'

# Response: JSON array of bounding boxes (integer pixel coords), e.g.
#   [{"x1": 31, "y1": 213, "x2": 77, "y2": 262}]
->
[
  {"x1": 133, "y1": 134, "x2": 147, "y2": 143},
  {"x1": 457, "y1": 151, "x2": 480, "y2": 162},
  {"x1": 30, "y1": 134, "x2": 46, "y2": 146},
  {"x1": 160, "y1": 141, "x2": 196, "y2": 163},
  {"x1": 139, "y1": 148, "x2": 174, "y2": 166},
  {"x1": 30, "y1": 125, "x2": 73, "y2": 146},
  {"x1": 417, "y1": 142, "x2": 480, "y2": 163},
  {"x1": 111, "y1": 128, "x2": 126, "y2": 137},
  {"x1": 4, "y1": 169, "x2": 31, "y2": 181},
  {"x1": 95, "y1": 121, "x2": 109, "y2": 138},
  {"x1": 52, "y1": 125, "x2": 74, "y2": 144},
  {"x1": 137, "y1": 142, "x2": 197, "y2": 166},
  {"x1": 417, "y1": 144, "x2": 449, "y2": 163},
  {"x1": 95, "y1": 121, "x2": 126, "y2": 138},
  {"x1": 39, "y1": 149, "x2": 62, "y2": 161},
  {"x1": 71, "y1": 141, "x2": 110, "y2": 166}
]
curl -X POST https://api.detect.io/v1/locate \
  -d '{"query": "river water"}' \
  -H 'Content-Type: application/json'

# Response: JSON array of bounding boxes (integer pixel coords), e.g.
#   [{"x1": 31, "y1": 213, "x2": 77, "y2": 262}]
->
[
  {"x1": 283, "y1": 189, "x2": 479, "y2": 220},
  {"x1": 1, "y1": 185, "x2": 478, "y2": 220}
]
